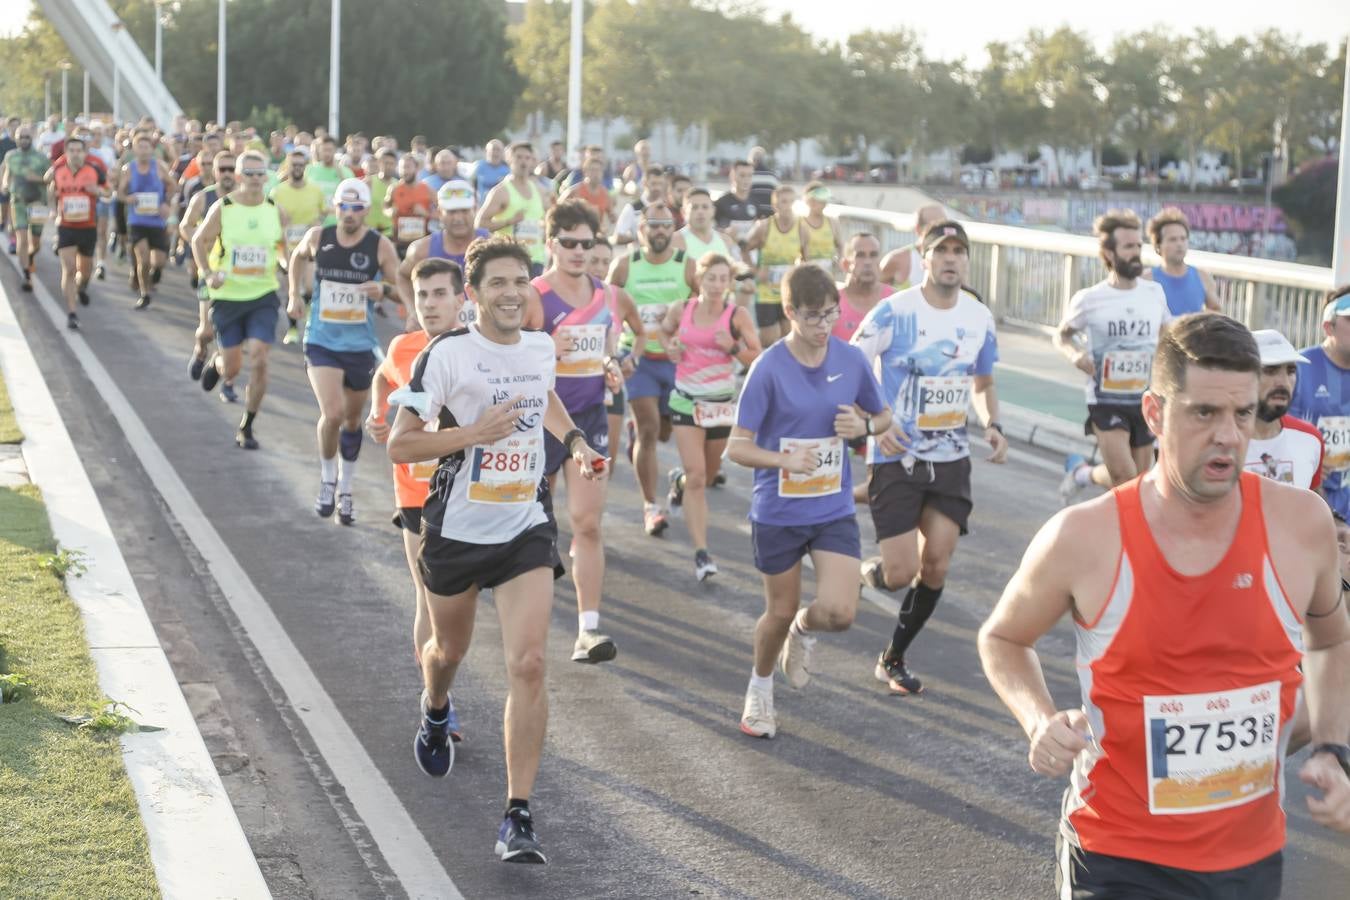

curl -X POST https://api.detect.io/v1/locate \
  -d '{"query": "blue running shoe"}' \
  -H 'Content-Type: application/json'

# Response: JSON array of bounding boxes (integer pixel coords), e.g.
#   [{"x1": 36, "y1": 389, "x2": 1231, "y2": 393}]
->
[
  {"x1": 1059, "y1": 453, "x2": 1088, "y2": 506},
  {"x1": 413, "y1": 691, "x2": 456, "y2": 777},
  {"x1": 495, "y1": 807, "x2": 546, "y2": 864},
  {"x1": 219, "y1": 381, "x2": 239, "y2": 404}
]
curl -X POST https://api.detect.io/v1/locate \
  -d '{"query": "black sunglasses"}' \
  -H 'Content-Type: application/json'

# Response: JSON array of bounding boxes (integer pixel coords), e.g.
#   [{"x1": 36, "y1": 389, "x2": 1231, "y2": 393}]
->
[
  {"x1": 216, "y1": 165, "x2": 235, "y2": 173},
  {"x1": 556, "y1": 237, "x2": 595, "y2": 250}
]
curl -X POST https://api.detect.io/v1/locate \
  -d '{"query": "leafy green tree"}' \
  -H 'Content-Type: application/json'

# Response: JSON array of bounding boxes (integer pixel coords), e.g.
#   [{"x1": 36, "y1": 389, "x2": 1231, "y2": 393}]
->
[
  {"x1": 1104, "y1": 31, "x2": 1178, "y2": 182},
  {"x1": 971, "y1": 41, "x2": 1042, "y2": 182},
  {"x1": 1018, "y1": 28, "x2": 1106, "y2": 175}
]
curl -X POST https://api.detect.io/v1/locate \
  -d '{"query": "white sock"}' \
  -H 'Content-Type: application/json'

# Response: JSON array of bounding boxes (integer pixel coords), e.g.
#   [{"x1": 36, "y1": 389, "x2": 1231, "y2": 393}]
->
[
  {"x1": 749, "y1": 672, "x2": 773, "y2": 693},
  {"x1": 320, "y1": 456, "x2": 337, "y2": 483},
  {"x1": 579, "y1": 610, "x2": 599, "y2": 632},
  {"x1": 1074, "y1": 463, "x2": 1093, "y2": 487},
  {"x1": 338, "y1": 457, "x2": 357, "y2": 493}
]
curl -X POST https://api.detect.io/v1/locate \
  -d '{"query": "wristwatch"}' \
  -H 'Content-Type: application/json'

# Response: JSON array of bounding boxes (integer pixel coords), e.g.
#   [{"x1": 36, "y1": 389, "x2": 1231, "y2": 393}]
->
[
  {"x1": 1310, "y1": 742, "x2": 1350, "y2": 777},
  {"x1": 986, "y1": 421, "x2": 1004, "y2": 435}
]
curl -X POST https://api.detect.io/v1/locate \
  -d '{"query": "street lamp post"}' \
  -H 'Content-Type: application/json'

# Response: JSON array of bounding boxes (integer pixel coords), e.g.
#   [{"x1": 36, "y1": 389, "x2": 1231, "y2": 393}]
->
[
  {"x1": 565, "y1": 0, "x2": 582, "y2": 167},
  {"x1": 60, "y1": 62, "x2": 70, "y2": 121},
  {"x1": 155, "y1": 2, "x2": 164, "y2": 80},
  {"x1": 1334, "y1": 36, "x2": 1350, "y2": 286},
  {"x1": 217, "y1": 0, "x2": 226, "y2": 125},
  {"x1": 44, "y1": 78, "x2": 51, "y2": 120},
  {"x1": 328, "y1": 0, "x2": 340, "y2": 138},
  {"x1": 83, "y1": 70, "x2": 90, "y2": 120}
]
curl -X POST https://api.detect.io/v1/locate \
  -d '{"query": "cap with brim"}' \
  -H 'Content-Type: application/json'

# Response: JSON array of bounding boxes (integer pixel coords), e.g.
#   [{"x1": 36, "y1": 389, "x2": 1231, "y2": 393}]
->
[
  {"x1": 334, "y1": 177, "x2": 370, "y2": 206},
  {"x1": 920, "y1": 220, "x2": 970, "y2": 255},
  {"x1": 807, "y1": 186, "x2": 832, "y2": 202},
  {"x1": 1323, "y1": 293, "x2": 1350, "y2": 323},
  {"x1": 438, "y1": 180, "x2": 474, "y2": 211},
  {"x1": 1251, "y1": 329, "x2": 1308, "y2": 366}
]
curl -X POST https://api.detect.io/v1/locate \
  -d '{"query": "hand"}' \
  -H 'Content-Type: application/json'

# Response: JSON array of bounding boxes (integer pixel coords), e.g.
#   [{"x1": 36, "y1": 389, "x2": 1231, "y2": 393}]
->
[
  {"x1": 877, "y1": 424, "x2": 912, "y2": 458},
  {"x1": 780, "y1": 443, "x2": 818, "y2": 476},
  {"x1": 620, "y1": 355, "x2": 636, "y2": 378},
  {"x1": 472, "y1": 395, "x2": 524, "y2": 444},
  {"x1": 1028, "y1": 709, "x2": 1090, "y2": 777},
  {"x1": 985, "y1": 426, "x2": 1009, "y2": 463},
  {"x1": 1074, "y1": 352, "x2": 1095, "y2": 377},
  {"x1": 1300, "y1": 752, "x2": 1350, "y2": 833},
  {"x1": 207, "y1": 271, "x2": 226, "y2": 289},
  {"x1": 666, "y1": 339, "x2": 683, "y2": 364},
  {"x1": 833, "y1": 404, "x2": 867, "y2": 440},
  {"x1": 358, "y1": 280, "x2": 383, "y2": 301},
  {"x1": 286, "y1": 300, "x2": 304, "y2": 322},
  {"x1": 571, "y1": 441, "x2": 608, "y2": 480},
  {"x1": 365, "y1": 412, "x2": 389, "y2": 444},
  {"x1": 713, "y1": 328, "x2": 736, "y2": 353},
  {"x1": 603, "y1": 360, "x2": 624, "y2": 393},
  {"x1": 160, "y1": 203, "x2": 172, "y2": 220},
  {"x1": 551, "y1": 329, "x2": 570, "y2": 359}
]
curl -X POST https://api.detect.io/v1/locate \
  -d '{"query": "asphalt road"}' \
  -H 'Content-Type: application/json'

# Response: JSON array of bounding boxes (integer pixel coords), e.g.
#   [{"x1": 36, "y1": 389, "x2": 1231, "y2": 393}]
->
[{"x1": 3, "y1": 243, "x2": 1346, "y2": 899}]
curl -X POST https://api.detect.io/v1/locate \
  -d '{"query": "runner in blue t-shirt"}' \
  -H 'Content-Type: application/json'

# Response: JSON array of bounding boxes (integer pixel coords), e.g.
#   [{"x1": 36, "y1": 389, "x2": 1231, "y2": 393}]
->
[
  {"x1": 470, "y1": 139, "x2": 511, "y2": 205},
  {"x1": 728, "y1": 264, "x2": 889, "y2": 740},
  {"x1": 1291, "y1": 286, "x2": 1350, "y2": 519}
]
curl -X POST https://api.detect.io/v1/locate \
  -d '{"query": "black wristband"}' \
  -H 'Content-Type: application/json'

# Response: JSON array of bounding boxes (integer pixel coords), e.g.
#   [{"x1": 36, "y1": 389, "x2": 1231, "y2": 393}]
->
[
  {"x1": 986, "y1": 422, "x2": 1004, "y2": 435},
  {"x1": 562, "y1": 428, "x2": 586, "y2": 454},
  {"x1": 1310, "y1": 743, "x2": 1350, "y2": 778}
]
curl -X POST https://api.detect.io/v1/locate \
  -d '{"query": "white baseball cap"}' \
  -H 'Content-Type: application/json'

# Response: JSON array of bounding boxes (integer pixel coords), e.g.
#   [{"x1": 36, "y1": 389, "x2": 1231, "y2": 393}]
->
[
  {"x1": 438, "y1": 179, "x2": 474, "y2": 211},
  {"x1": 334, "y1": 177, "x2": 370, "y2": 206},
  {"x1": 1251, "y1": 329, "x2": 1308, "y2": 367}
]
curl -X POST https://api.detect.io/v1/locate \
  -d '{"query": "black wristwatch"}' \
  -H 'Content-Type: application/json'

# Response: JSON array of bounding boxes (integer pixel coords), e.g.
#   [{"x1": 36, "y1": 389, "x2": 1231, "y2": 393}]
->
[
  {"x1": 986, "y1": 421, "x2": 1004, "y2": 435},
  {"x1": 562, "y1": 428, "x2": 586, "y2": 455},
  {"x1": 1311, "y1": 742, "x2": 1350, "y2": 777}
]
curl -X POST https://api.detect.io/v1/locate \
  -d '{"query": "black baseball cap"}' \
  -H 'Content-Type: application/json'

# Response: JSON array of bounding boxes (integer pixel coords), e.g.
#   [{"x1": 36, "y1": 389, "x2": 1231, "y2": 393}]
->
[{"x1": 920, "y1": 220, "x2": 970, "y2": 254}]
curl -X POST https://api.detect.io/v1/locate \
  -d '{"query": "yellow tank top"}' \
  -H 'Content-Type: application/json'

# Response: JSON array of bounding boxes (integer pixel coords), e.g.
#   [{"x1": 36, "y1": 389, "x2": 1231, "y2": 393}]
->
[
  {"x1": 757, "y1": 218, "x2": 800, "y2": 304},
  {"x1": 803, "y1": 216, "x2": 835, "y2": 271}
]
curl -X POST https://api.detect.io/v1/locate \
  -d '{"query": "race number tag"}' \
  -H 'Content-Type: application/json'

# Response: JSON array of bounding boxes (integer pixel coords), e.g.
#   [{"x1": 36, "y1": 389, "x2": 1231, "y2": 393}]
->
[
  {"x1": 396, "y1": 216, "x2": 425, "y2": 241},
  {"x1": 231, "y1": 245, "x2": 268, "y2": 277},
  {"x1": 778, "y1": 437, "x2": 844, "y2": 498},
  {"x1": 556, "y1": 323, "x2": 607, "y2": 378},
  {"x1": 457, "y1": 299, "x2": 478, "y2": 328},
  {"x1": 468, "y1": 434, "x2": 542, "y2": 504},
  {"x1": 916, "y1": 376, "x2": 971, "y2": 431},
  {"x1": 317, "y1": 279, "x2": 368, "y2": 324},
  {"x1": 1100, "y1": 349, "x2": 1153, "y2": 395},
  {"x1": 409, "y1": 460, "x2": 438, "y2": 482},
  {"x1": 61, "y1": 194, "x2": 91, "y2": 223},
  {"x1": 284, "y1": 224, "x2": 308, "y2": 247},
  {"x1": 1318, "y1": 416, "x2": 1350, "y2": 472},
  {"x1": 762, "y1": 264, "x2": 792, "y2": 299},
  {"x1": 1143, "y1": 681, "x2": 1280, "y2": 815},
  {"x1": 693, "y1": 399, "x2": 736, "y2": 429},
  {"x1": 134, "y1": 191, "x2": 160, "y2": 216},
  {"x1": 639, "y1": 304, "x2": 668, "y2": 342},
  {"x1": 27, "y1": 204, "x2": 50, "y2": 225},
  {"x1": 514, "y1": 220, "x2": 543, "y2": 247}
]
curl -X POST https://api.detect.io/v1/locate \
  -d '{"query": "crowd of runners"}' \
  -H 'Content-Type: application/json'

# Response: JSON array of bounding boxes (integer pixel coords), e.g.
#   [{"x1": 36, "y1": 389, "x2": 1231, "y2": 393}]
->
[{"x1": 2, "y1": 111, "x2": 1349, "y2": 893}]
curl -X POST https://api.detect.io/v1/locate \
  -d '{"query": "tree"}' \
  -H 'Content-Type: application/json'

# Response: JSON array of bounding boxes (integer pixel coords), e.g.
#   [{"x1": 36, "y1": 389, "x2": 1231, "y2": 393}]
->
[
  {"x1": 1104, "y1": 31, "x2": 1179, "y2": 183},
  {"x1": 971, "y1": 41, "x2": 1041, "y2": 184},
  {"x1": 1017, "y1": 28, "x2": 1106, "y2": 178},
  {"x1": 509, "y1": 0, "x2": 576, "y2": 135}
]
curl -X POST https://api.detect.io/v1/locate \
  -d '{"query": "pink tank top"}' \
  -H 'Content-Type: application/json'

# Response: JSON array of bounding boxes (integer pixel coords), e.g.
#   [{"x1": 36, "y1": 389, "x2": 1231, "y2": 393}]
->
[
  {"x1": 833, "y1": 283, "x2": 894, "y2": 341},
  {"x1": 674, "y1": 298, "x2": 737, "y2": 399}
]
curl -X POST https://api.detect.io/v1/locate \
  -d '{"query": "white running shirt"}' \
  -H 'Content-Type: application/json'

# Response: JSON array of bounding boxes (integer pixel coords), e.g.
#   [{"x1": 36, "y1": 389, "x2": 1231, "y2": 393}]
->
[{"x1": 1061, "y1": 279, "x2": 1172, "y2": 405}]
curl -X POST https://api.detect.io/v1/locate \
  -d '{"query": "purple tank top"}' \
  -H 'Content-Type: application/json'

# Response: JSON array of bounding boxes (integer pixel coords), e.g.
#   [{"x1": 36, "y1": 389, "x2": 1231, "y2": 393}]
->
[{"x1": 535, "y1": 274, "x2": 613, "y2": 413}]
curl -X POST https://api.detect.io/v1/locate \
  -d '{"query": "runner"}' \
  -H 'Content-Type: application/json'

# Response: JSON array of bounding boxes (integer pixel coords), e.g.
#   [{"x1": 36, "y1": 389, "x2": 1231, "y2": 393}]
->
[
  {"x1": 118, "y1": 131, "x2": 176, "y2": 309},
  {"x1": 45, "y1": 134, "x2": 104, "y2": 330},
  {"x1": 834, "y1": 232, "x2": 893, "y2": 342},
  {"x1": 728, "y1": 264, "x2": 890, "y2": 737},
  {"x1": 713, "y1": 160, "x2": 760, "y2": 252},
  {"x1": 744, "y1": 185, "x2": 807, "y2": 348},
  {"x1": 306, "y1": 135, "x2": 353, "y2": 225},
  {"x1": 612, "y1": 166, "x2": 668, "y2": 246},
  {"x1": 87, "y1": 123, "x2": 117, "y2": 279},
  {"x1": 559, "y1": 154, "x2": 614, "y2": 235},
  {"x1": 977, "y1": 312, "x2": 1350, "y2": 895},
  {"x1": 289, "y1": 178, "x2": 401, "y2": 525},
  {"x1": 607, "y1": 202, "x2": 696, "y2": 535},
  {"x1": 421, "y1": 147, "x2": 462, "y2": 194},
  {"x1": 468, "y1": 139, "x2": 509, "y2": 204},
  {"x1": 180, "y1": 150, "x2": 236, "y2": 381},
  {"x1": 879, "y1": 203, "x2": 945, "y2": 289},
  {"x1": 746, "y1": 146, "x2": 779, "y2": 211},
  {"x1": 385, "y1": 153, "x2": 435, "y2": 258},
  {"x1": 674, "y1": 188, "x2": 739, "y2": 262},
  {"x1": 477, "y1": 142, "x2": 551, "y2": 277},
  {"x1": 620, "y1": 139, "x2": 652, "y2": 192},
  {"x1": 369, "y1": 257, "x2": 462, "y2": 664},
  {"x1": 800, "y1": 182, "x2": 841, "y2": 275},
  {"x1": 397, "y1": 180, "x2": 489, "y2": 329},
  {"x1": 530, "y1": 200, "x2": 642, "y2": 661},
  {"x1": 1243, "y1": 329, "x2": 1323, "y2": 490},
  {"x1": 386, "y1": 236, "x2": 607, "y2": 865},
  {"x1": 1143, "y1": 206, "x2": 1221, "y2": 315},
  {"x1": 586, "y1": 236, "x2": 613, "y2": 283},
  {"x1": 0, "y1": 117, "x2": 15, "y2": 247},
  {"x1": 270, "y1": 149, "x2": 330, "y2": 344},
  {"x1": 662, "y1": 252, "x2": 761, "y2": 580},
  {"x1": 1291, "y1": 285, "x2": 1350, "y2": 521},
  {"x1": 1056, "y1": 211, "x2": 1172, "y2": 503},
  {"x1": 364, "y1": 147, "x2": 397, "y2": 239},
  {"x1": 2, "y1": 125, "x2": 49, "y2": 294},
  {"x1": 191, "y1": 149, "x2": 289, "y2": 448},
  {"x1": 535, "y1": 140, "x2": 567, "y2": 182},
  {"x1": 851, "y1": 220, "x2": 1008, "y2": 694}
]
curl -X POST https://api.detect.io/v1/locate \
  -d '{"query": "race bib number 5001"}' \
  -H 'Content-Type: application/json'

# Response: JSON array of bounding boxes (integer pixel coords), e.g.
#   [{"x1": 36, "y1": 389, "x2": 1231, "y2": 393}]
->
[
  {"x1": 1143, "y1": 681, "x2": 1281, "y2": 815},
  {"x1": 555, "y1": 323, "x2": 607, "y2": 378}
]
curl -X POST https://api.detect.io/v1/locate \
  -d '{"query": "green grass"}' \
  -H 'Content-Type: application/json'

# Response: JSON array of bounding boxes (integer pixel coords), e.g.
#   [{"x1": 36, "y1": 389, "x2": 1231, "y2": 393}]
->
[
  {"x1": 0, "y1": 484, "x2": 159, "y2": 899},
  {"x1": 0, "y1": 372, "x2": 20, "y2": 443}
]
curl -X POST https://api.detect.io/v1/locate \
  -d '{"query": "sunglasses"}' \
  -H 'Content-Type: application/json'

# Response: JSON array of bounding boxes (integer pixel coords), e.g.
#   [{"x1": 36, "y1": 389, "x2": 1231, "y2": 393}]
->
[
  {"x1": 644, "y1": 219, "x2": 675, "y2": 229},
  {"x1": 216, "y1": 165, "x2": 235, "y2": 173},
  {"x1": 338, "y1": 202, "x2": 368, "y2": 212},
  {"x1": 555, "y1": 237, "x2": 595, "y2": 250},
  {"x1": 241, "y1": 169, "x2": 267, "y2": 177}
]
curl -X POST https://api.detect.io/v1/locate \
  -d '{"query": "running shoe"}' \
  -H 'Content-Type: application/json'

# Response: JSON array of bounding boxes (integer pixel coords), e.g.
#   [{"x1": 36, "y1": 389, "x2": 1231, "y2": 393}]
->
[
  {"x1": 571, "y1": 629, "x2": 617, "y2": 663},
  {"x1": 875, "y1": 654, "x2": 923, "y2": 695},
  {"x1": 6, "y1": 235, "x2": 14, "y2": 255},
  {"x1": 667, "y1": 467, "x2": 685, "y2": 508},
  {"x1": 77, "y1": 286, "x2": 90, "y2": 306},
  {"x1": 20, "y1": 272, "x2": 31, "y2": 292},
  {"x1": 188, "y1": 354, "x2": 205, "y2": 381},
  {"x1": 189, "y1": 271, "x2": 199, "y2": 290},
  {"x1": 694, "y1": 549, "x2": 718, "y2": 581},
  {"x1": 283, "y1": 326, "x2": 299, "y2": 345},
  {"x1": 66, "y1": 312, "x2": 79, "y2": 331},
  {"x1": 711, "y1": 471, "x2": 726, "y2": 488},
  {"x1": 860, "y1": 556, "x2": 888, "y2": 592},
  {"x1": 495, "y1": 807, "x2": 546, "y2": 864},
  {"x1": 778, "y1": 624, "x2": 815, "y2": 689},
  {"x1": 235, "y1": 427, "x2": 258, "y2": 450},
  {"x1": 643, "y1": 506, "x2": 669, "y2": 537},
  {"x1": 135, "y1": 294, "x2": 151, "y2": 310},
  {"x1": 739, "y1": 683, "x2": 776, "y2": 738},
  {"x1": 201, "y1": 360, "x2": 220, "y2": 392},
  {"x1": 219, "y1": 382, "x2": 239, "y2": 403},
  {"x1": 95, "y1": 262, "x2": 105, "y2": 280},
  {"x1": 1059, "y1": 453, "x2": 1088, "y2": 507},
  {"x1": 151, "y1": 266, "x2": 162, "y2": 285},
  {"x1": 315, "y1": 481, "x2": 337, "y2": 518},
  {"x1": 337, "y1": 493, "x2": 355, "y2": 526},
  {"x1": 412, "y1": 691, "x2": 456, "y2": 777}
]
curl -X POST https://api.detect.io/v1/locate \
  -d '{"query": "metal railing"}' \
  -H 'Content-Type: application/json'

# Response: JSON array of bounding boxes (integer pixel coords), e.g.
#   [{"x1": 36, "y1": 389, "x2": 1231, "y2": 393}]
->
[{"x1": 827, "y1": 206, "x2": 1338, "y2": 348}]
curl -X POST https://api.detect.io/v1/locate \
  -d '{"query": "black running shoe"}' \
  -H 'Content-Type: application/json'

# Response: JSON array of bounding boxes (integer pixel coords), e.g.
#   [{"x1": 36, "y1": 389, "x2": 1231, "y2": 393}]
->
[
  {"x1": 712, "y1": 471, "x2": 726, "y2": 487},
  {"x1": 66, "y1": 312, "x2": 79, "y2": 331},
  {"x1": 135, "y1": 294, "x2": 151, "y2": 310},
  {"x1": 315, "y1": 481, "x2": 337, "y2": 518},
  {"x1": 77, "y1": 287, "x2": 90, "y2": 306},
  {"x1": 20, "y1": 274, "x2": 31, "y2": 292},
  {"x1": 495, "y1": 808, "x2": 546, "y2": 864},
  {"x1": 667, "y1": 467, "x2": 685, "y2": 508},
  {"x1": 874, "y1": 654, "x2": 923, "y2": 695},
  {"x1": 151, "y1": 266, "x2": 162, "y2": 285},
  {"x1": 235, "y1": 428, "x2": 259, "y2": 450},
  {"x1": 188, "y1": 355, "x2": 205, "y2": 381},
  {"x1": 413, "y1": 693, "x2": 455, "y2": 777},
  {"x1": 200, "y1": 360, "x2": 220, "y2": 392},
  {"x1": 95, "y1": 262, "x2": 105, "y2": 280},
  {"x1": 189, "y1": 271, "x2": 199, "y2": 290}
]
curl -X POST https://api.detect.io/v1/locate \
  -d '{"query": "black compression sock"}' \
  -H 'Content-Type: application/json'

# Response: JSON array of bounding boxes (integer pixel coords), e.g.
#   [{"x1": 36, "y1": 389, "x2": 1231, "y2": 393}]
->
[
  {"x1": 240, "y1": 411, "x2": 257, "y2": 433},
  {"x1": 886, "y1": 581, "x2": 944, "y2": 659},
  {"x1": 506, "y1": 798, "x2": 529, "y2": 816}
]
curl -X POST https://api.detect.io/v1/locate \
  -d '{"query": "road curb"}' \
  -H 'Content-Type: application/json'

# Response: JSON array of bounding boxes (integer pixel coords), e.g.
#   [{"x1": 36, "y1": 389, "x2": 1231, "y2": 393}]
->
[
  {"x1": 0, "y1": 266, "x2": 269, "y2": 899},
  {"x1": 995, "y1": 402, "x2": 1099, "y2": 461}
]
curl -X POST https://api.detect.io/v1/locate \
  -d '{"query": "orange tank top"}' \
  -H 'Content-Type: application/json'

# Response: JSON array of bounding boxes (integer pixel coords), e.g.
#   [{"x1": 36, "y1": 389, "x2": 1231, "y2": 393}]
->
[
  {"x1": 53, "y1": 163, "x2": 101, "y2": 228},
  {"x1": 1064, "y1": 472, "x2": 1303, "y2": 872},
  {"x1": 376, "y1": 330, "x2": 432, "y2": 509}
]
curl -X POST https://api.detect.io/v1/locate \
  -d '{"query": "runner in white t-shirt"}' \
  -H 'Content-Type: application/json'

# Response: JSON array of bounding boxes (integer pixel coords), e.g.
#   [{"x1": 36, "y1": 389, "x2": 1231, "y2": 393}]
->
[
  {"x1": 1055, "y1": 210, "x2": 1172, "y2": 504},
  {"x1": 386, "y1": 236, "x2": 606, "y2": 866},
  {"x1": 1244, "y1": 329, "x2": 1324, "y2": 490}
]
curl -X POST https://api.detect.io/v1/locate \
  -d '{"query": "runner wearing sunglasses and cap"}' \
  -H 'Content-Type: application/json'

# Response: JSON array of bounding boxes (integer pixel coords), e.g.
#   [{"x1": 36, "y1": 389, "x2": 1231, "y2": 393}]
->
[
  {"x1": 1243, "y1": 329, "x2": 1323, "y2": 490},
  {"x1": 397, "y1": 179, "x2": 490, "y2": 330}
]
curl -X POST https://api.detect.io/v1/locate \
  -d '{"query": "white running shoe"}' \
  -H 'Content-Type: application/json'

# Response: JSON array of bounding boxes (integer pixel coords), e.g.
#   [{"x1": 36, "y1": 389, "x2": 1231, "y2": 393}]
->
[
  {"x1": 739, "y1": 683, "x2": 776, "y2": 739},
  {"x1": 777, "y1": 624, "x2": 815, "y2": 689},
  {"x1": 1059, "y1": 453, "x2": 1088, "y2": 507}
]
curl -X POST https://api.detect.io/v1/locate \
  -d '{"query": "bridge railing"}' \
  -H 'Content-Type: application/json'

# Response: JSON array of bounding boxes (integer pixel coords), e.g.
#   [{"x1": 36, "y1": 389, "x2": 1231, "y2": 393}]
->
[{"x1": 827, "y1": 205, "x2": 1337, "y2": 348}]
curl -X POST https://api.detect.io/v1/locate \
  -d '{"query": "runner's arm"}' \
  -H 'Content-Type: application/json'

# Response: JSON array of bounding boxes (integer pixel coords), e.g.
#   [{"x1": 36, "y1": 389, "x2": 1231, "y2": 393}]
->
[
  {"x1": 387, "y1": 405, "x2": 483, "y2": 464},
  {"x1": 376, "y1": 235, "x2": 404, "y2": 315},
  {"x1": 1052, "y1": 295, "x2": 1092, "y2": 374},
  {"x1": 879, "y1": 247, "x2": 909, "y2": 286},
  {"x1": 366, "y1": 365, "x2": 394, "y2": 442},
  {"x1": 116, "y1": 164, "x2": 131, "y2": 202},
  {"x1": 613, "y1": 288, "x2": 644, "y2": 365},
  {"x1": 730, "y1": 306, "x2": 762, "y2": 367},
  {"x1": 474, "y1": 184, "x2": 509, "y2": 232},
  {"x1": 606, "y1": 252, "x2": 629, "y2": 288},
  {"x1": 972, "y1": 375, "x2": 1009, "y2": 462},
  {"x1": 396, "y1": 237, "x2": 426, "y2": 309},
  {"x1": 1199, "y1": 269, "x2": 1221, "y2": 312},
  {"x1": 684, "y1": 254, "x2": 698, "y2": 294},
  {"x1": 191, "y1": 201, "x2": 224, "y2": 274},
  {"x1": 743, "y1": 219, "x2": 767, "y2": 253},
  {"x1": 1301, "y1": 499, "x2": 1350, "y2": 747},
  {"x1": 178, "y1": 192, "x2": 205, "y2": 244}
]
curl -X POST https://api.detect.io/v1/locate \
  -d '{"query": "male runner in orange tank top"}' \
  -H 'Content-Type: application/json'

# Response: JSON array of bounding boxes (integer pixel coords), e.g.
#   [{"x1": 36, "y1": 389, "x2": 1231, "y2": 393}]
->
[{"x1": 979, "y1": 312, "x2": 1350, "y2": 897}]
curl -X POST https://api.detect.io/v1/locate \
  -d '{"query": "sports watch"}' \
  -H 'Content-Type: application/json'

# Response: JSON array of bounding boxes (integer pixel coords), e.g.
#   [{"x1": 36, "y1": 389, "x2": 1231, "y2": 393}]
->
[{"x1": 1310, "y1": 742, "x2": 1350, "y2": 777}]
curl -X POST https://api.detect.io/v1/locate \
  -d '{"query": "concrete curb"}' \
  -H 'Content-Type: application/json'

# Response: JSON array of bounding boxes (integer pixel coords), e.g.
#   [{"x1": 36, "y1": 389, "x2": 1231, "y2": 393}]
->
[
  {"x1": 0, "y1": 271, "x2": 269, "y2": 898},
  {"x1": 996, "y1": 402, "x2": 1099, "y2": 462}
]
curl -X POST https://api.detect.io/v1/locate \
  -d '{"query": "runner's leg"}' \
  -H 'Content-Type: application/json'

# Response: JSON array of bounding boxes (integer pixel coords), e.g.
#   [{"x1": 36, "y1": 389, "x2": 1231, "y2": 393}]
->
[
  {"x1": 494, "y1": 567, "x2": 553, "y2": 801},
  {"x1": 631, "y1": 394, "x2": 661, "y2": 504},
  {"x1": 1088, "y1": 425, "x2": 1136, "y2": 487}
]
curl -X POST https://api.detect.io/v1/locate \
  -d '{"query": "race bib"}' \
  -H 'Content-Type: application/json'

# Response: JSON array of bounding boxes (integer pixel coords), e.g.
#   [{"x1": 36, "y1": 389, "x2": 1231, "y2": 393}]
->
[
  {"x1": 27, "y1": 204, "x2": 50, "y2": 224},
  {"x1": 317, "y1": 279, "x2": 368, "y2": 324},
  {"x1": 916, "y1": 375, "x2": 971, "y2": 431},
  {"x1": 761, "y1": 264, "x2": 791, "y2": 300},
  {"x1": 396, "y1": 216, "x2": 426, "y2": 241},
  {"x1": 409, "y1": 460, "x2": 438, "y2": 482},
  {"x1": 427, "y1": 219, "x2": 443, "y2": 233},
  {"x1": 61, "y1": 194, "x2": 91, "y2": 223},
  {"x1": 467, "y1": 434, "x2": 542, "y2": 504},
  {"x1": 639, "y1": 304, "x2": 668, "y2": 341},
  {"x1": 1319, "y1": 415, "x2": 1350, "y2": 472},
  {"x1": 556, "y1": 323, "x2": 607, "y2": 378},
  {"x1": 514, "y1": 219, "x2": 543, "y2": 246},
  {"x1": 457, "y1": 299, "x2": 477, "y2": 328},
  {"x1": 1143, "y1": 682, "x2": 1281, "y2": 815},
  {"x1": 693, "y1": 398, "x2": 736, "y2": 429},
  {"x1": 284, "y1": 224, "x2": 308, "y2": 247},
  {"x1": 230, "y1": 245, "x2": 268, "y2": 277},
  {"x1": 778, "y1": 436, "x2": 844, "y2": 498},
  {"x1": 1100, "y1": 349, "x2": 1152, "y2": 395},
  {"x1": 134, "y1": 191, "x2": 160, "y2": 216}
]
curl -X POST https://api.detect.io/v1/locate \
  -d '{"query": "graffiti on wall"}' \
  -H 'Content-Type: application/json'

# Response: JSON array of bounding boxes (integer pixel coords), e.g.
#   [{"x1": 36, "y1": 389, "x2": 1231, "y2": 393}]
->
[{"x1": 944, "y1": 194, "x2": 1298, "y2": 261}]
